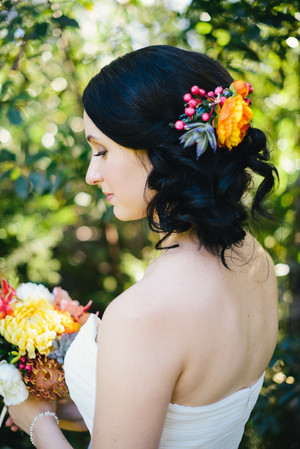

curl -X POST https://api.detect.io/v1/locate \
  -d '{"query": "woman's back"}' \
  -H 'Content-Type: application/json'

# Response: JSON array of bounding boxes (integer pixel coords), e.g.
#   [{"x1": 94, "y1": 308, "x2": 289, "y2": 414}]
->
[
  {"x1": 137, "y1": 232, "x2": 278, "y2": 408},
  {"x1": 64, "y1": 232, "x2": 277, "y2": 448}
]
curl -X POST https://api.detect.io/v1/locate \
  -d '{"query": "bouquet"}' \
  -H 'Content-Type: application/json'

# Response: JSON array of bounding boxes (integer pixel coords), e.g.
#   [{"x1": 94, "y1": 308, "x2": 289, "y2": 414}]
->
[{"x1": 0, "y1": 278, "x2": 92, "y2": 426}]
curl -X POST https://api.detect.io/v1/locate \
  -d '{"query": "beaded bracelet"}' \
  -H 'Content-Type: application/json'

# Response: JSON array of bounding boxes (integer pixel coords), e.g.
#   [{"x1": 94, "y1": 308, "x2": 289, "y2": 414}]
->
[{"x1": 29, "y1": 411, "x2": 59, "y2": 447}]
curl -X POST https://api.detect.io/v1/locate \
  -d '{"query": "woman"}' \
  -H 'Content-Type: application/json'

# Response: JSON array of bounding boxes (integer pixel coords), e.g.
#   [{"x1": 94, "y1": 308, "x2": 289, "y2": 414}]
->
[{"x1": 8, "y1": 45, "x2": 278, "y2": 449}]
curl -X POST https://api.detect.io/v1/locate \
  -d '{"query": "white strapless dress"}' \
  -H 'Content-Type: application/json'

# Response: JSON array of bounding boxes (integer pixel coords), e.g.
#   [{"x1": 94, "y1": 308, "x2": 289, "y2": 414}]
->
[{"x1": 64, "y1": 314, "x2": 264, "y2": 448}]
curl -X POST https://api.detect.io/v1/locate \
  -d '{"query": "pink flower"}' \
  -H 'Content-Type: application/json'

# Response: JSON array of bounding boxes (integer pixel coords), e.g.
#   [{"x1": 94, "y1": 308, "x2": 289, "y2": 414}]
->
[
  {"x1": 52, "y1": 287, "x2": 92, "y2": 322},
  {"x1": 0, "y1": 279, "x2": 16, "y2": 319},
  {"x1": 2, "y1": 279, "x2": 16, "y2": 302}
]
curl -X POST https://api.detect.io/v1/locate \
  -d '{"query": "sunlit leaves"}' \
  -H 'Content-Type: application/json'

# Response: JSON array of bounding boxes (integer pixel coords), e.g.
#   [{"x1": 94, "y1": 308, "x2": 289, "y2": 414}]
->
[
  {"x1": 0, "y1": 3, "x2": 299, "y2": 448},
  {"x1": 195, "y1": 21, "x2": 212, "y2": 34},
  {"x1": 212, "y1": 29, "x2": 231, "y2": 46}
]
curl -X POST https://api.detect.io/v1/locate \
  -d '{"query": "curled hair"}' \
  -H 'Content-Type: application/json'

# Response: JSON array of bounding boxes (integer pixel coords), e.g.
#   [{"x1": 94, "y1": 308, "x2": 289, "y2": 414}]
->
[{"x1": 83, "y1": 45, "x2": 278, "y2": 266}]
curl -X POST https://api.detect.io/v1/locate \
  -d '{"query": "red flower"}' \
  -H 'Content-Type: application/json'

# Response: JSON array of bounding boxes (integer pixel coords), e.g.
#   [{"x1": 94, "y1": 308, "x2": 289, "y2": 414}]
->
[{"x1": 0, "y1": 279, "x2": 16, "y2": 319}]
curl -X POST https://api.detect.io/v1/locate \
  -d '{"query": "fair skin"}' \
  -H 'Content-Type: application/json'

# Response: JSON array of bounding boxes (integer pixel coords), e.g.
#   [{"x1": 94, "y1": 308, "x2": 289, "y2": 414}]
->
[
  {"x1": 8, "y1": 112, "x2": 278, "y2": 448},
  {"x1": 84, "y1": 110, "x2": 153, "y2": 221}
]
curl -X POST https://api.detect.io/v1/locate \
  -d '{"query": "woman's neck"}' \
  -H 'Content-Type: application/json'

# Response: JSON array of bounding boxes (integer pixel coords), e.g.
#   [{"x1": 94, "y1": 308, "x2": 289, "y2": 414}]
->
[{"x1": 158, "y1": 231, "x2": 201, "y2": 255}]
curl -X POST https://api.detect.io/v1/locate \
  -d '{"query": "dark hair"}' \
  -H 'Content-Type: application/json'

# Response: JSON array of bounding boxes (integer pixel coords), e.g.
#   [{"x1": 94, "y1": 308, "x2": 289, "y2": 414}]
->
[{"x1": 83, "y1": 45, "x2": 278, "y2": 266}]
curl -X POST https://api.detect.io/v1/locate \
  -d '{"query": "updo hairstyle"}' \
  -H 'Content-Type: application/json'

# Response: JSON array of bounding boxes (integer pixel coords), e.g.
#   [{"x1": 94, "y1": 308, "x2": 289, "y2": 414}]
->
[{"x1": 82, "y1": 45, "x2": 278, "y2": 266}]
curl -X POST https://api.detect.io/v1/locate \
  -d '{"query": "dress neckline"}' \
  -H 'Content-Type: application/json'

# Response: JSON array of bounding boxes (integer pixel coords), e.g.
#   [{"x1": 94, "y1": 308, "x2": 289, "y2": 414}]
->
[{"x1": 169, "y1": 372, "x2": 265, "y2": 410}]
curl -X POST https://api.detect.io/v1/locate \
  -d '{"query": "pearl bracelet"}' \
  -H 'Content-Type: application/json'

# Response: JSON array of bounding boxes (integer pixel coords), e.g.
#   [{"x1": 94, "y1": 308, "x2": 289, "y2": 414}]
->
[{"x1": 29, "y1": 411, "x2": 59, "y2": 447}]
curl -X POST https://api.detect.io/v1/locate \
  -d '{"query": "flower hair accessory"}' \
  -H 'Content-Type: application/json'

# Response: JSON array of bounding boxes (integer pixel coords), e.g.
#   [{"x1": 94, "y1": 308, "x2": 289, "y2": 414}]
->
[{"x1": 171, "y1": 80, "x2": 253, "y2": 158}]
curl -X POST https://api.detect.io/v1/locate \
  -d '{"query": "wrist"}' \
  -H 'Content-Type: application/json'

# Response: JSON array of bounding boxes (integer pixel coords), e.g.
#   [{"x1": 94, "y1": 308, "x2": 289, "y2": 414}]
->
[{"x1": 30, "y1": 411, "x2": 59, "y2": 447}]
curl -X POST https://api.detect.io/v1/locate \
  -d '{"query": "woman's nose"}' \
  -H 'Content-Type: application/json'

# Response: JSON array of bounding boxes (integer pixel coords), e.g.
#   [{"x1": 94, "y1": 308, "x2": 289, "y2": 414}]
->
[{"x1": 85, "y1": 163, "x2": 104, "y2": 185}]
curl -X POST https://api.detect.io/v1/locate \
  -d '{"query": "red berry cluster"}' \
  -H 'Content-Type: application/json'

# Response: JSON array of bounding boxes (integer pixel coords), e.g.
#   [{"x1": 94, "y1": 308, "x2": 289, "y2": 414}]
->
[
  {"x1": 18, "y1": 355, "x2": 32, "y2": 373},
  {"x1": 175, "y1": 85, "x2": 227, "y2": 130}
]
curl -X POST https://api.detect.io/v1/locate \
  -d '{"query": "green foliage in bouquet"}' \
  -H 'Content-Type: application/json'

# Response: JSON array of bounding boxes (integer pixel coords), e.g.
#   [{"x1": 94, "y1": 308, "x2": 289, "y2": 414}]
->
[{"x1": 0, "y1": 335, "x2": 17, "y2": 363}]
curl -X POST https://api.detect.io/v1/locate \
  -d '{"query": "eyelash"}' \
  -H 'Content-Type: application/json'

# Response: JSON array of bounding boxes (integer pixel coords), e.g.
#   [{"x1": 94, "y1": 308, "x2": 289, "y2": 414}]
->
[{"x1": 94, "y1": 150, "x2": 107, "y2": 157}]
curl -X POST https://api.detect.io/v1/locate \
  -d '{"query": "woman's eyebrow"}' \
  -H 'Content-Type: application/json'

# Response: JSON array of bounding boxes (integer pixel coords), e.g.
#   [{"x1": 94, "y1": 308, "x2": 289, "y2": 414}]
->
[
  {"x1": 86, "y1": 135, "x2": 107, "y2": 146},
  {"x1": 86, "y1": 134, "x2": 98, "y2": 143}
]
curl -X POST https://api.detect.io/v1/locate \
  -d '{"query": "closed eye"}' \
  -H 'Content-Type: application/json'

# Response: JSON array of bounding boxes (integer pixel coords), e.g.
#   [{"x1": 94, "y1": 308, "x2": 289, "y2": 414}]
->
[{"x1": 94, "y1": 150, "x2": 107, "y2": 157}]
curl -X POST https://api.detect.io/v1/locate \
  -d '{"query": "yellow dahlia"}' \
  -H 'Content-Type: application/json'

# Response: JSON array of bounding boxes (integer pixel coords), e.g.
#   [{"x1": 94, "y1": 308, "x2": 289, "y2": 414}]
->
[
  {"x1": 0, "y1": 297, "x2": 79, "y2": 358},
  {"x1": 56, "y1": 310, "x2": 80, "y2": 334},
  {"x1": 216, "y1": 94, "x2": 253, "y2": 150}
]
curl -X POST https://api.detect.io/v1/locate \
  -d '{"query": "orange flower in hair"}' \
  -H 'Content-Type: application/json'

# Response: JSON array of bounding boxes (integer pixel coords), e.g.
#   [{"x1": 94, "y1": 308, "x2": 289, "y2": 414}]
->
[
  {"x1": 232, "y1": 80, "x2": 249, "y2": 97},
  {"x1": 216, "y1": 95, "x2": 253, "y2": 150},
  {"x1": 171, "y1": 79, "x2": 254, "y2": 156}
]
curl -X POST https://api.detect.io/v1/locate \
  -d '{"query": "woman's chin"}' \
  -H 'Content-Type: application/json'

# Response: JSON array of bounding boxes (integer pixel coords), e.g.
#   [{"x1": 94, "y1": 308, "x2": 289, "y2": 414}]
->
[{"x1": 113, "y1": 206, "x2": 147, "y2": 222}]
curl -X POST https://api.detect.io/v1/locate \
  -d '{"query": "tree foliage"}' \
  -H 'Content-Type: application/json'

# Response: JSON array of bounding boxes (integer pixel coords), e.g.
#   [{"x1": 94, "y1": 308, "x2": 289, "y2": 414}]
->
[{"x1": 0, "y1": 0, "x2": 299, "y2": 447}]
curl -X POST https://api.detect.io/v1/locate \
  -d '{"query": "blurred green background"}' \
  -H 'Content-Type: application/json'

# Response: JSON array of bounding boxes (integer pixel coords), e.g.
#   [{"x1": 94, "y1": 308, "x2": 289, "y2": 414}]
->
[{"x1": 0, "y1": 0, "x2": 299, "y2": 448}]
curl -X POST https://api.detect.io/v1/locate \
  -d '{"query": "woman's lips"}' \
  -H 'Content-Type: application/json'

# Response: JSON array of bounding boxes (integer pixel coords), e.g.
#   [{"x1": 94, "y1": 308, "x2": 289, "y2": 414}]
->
[{"x1": 103, "y1": 192, "x2": 114, "y2": 203}]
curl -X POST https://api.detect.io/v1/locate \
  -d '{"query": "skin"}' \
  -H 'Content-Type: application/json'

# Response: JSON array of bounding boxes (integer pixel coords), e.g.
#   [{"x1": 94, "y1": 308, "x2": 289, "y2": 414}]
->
[
  {"x1": 8, "y1": 112, "x2": 278, "y2": 449},
  {"x1": 84, "y1": 111, "x2": 153, "y2": 221}
]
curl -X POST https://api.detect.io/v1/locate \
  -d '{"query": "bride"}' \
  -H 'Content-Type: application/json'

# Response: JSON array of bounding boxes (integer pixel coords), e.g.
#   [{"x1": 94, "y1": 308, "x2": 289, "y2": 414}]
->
[{"x1": 8, "y1": 45, "x2": 278, "y2": 449}]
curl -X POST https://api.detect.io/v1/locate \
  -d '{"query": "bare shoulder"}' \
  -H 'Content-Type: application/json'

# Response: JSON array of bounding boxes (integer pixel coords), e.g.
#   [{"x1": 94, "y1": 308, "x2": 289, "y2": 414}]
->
[
  {"x1": 99, "y1": 252, "x2": 208, "y2": 358},
  {"x1": 229, "y1": 233, "x2": 277, "y2": 285},
  {"x1": 102, "y1": 247, "x2": 208, "y2": 318},
  {"x1": 100, "y1": 276, "x2": 183, "y2": 343},
  {"x1": 101, "y1": 233, "x2": 277, "y2": 348},
  {"x1": 143, "y1": 245, "x2": 223, "y2": 294}
]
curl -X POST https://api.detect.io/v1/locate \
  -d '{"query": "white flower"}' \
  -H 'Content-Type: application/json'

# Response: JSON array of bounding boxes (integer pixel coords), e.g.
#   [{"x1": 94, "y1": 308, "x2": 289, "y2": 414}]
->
[
  {"x1": 16, "y1": 282, "x2": 54, "y2": 303},
  {"x1": 0, "y1": 361, "x2": 29, "y2": 406}
]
